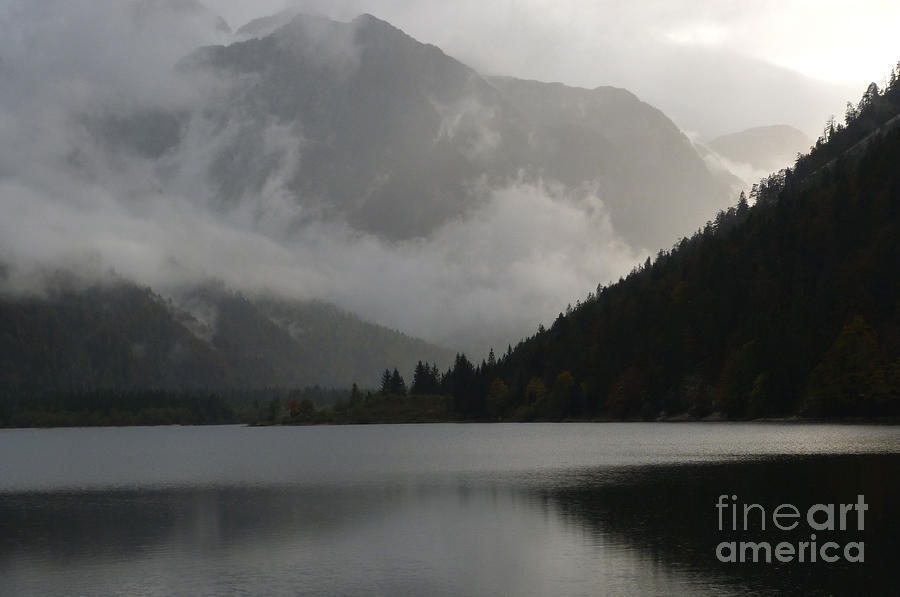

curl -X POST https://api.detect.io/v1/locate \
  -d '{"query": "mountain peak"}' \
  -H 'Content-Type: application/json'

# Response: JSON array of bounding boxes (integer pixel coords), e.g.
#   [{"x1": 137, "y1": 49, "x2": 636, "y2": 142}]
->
[
  {"x1": 237, "y1": 11, "x2": 411, "y2": 46},
  {"x1": 352, "y1": 12, "x2": 391, "y2": 27}
]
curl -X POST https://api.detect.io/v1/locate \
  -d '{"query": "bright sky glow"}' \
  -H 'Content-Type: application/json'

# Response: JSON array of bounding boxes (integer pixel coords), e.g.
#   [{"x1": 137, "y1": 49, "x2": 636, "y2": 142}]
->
[{"x1": 206, "y1": 0, "x2": 900, "y2": 87}]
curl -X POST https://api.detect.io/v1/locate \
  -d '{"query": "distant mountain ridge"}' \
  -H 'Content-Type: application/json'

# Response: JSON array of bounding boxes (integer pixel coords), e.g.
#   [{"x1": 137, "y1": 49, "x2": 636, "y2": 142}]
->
[{"x1": 709, "y1": 125, "x2": 813, "y2": 172}]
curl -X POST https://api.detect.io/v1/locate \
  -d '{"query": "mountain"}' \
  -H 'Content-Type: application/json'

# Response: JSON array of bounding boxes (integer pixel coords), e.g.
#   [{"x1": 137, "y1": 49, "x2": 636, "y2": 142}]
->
[
  {"x1": 137, "y1": 13, "x2": 729, "y2": 248},
  {"x1": 0, "y1": 277, "x2": 453, "y2": 397},
  {"x1": 178, "y1": 13, "x2": 526, "y2": 240},
  {"x1": 487, "y1": 76, "x2": 727, "y2": 249},
  {"x1": 708, "y1": 125, "x2": 813, "y2": 173},
  {"x1": 426, "y1": 74, "x2": 900, "y2": 420}
]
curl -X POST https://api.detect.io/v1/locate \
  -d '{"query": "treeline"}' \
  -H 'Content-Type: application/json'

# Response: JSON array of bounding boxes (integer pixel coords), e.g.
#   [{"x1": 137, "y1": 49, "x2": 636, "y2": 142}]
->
[
  {"x1": 270, "y1": 367, "x2": 453, "y2": 425},
  {"x1": 1, "y1": 390, "x2": 236, "y2": 427},
  {"x1": 0, "y1": 385, "x2": 362, "y2": 428},
  {"x1": 377, "y1": 66, "x2": 900, "y2": 421},
  {"x1": 797, "y1": 63, "x2": 900, "y2": 175},
  {"x1": 226, "y1": 386, "x2": 351, "y2": 425}
]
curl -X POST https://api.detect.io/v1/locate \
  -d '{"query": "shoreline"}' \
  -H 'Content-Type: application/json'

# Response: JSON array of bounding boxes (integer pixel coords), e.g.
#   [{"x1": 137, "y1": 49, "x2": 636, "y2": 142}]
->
[{"x1": 4, "y1": 416, "x2": 900, "y2": 430}]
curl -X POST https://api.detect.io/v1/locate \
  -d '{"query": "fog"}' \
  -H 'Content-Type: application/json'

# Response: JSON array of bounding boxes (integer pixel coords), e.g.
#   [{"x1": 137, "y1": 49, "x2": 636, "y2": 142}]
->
[
  {"x1": 0, "y1": 0, "x2": 644, "y2": 355},
  {"x1": 1, "y1": 0, "x2": 896, "y2": 356}
]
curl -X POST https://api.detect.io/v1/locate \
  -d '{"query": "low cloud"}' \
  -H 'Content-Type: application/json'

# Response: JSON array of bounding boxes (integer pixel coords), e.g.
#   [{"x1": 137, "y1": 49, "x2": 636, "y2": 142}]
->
[
  {"x1": 0, "y1": 1, "x2": 644, "y2": 356},
  {"x1": 1, "y1": 170, "x2": 641, "y2": 355},
  {"x1": 699, "y1": 152, "x2": 768, "y2": 195}
]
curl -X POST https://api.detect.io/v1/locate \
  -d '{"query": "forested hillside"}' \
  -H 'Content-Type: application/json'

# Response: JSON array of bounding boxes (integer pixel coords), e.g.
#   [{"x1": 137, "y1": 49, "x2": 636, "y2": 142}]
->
[
  {"x1": 0, "y1": 277, "x2": 452, "y2": 398},
  {"x1": 403, "y1": 68, "x2": 900, "y2": 421}
]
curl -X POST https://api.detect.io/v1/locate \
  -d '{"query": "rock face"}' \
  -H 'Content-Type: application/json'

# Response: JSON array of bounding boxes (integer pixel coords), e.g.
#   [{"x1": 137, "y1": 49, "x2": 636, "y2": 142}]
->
[{"x1": 154, "y1": 13, "x2": 728, "y2": 249}]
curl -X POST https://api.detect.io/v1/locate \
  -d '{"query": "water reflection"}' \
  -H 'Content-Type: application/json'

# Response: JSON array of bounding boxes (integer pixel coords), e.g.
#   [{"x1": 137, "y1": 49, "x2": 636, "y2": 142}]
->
[
  {"x1": 547, "y1": 455, "x2": 899, "y2": 596},
  {"x1": 1, "y1": 425, "x2": 898, "y2": 596},
  {"x1": 3, "y1": 455, "x2": 896, "y2": 596}
]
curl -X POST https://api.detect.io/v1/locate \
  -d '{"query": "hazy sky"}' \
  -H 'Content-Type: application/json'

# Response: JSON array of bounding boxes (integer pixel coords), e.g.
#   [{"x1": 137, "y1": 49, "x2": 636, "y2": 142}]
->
[
  {"x1": 201, "y1": 0, "x2": 898, "y2": 139},
  {"x1": 206, "y1": 0, "x2": 900, "y2": 86}
]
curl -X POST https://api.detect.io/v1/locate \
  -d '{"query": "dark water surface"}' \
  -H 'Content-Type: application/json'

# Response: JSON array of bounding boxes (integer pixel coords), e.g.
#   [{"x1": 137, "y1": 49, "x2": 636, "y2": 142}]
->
[{"x1": 1, "y1": 423, "x2": 898, "y2": 596}]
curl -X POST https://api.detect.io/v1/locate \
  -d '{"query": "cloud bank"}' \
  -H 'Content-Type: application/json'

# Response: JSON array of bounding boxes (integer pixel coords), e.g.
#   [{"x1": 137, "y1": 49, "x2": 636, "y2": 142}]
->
[{"x1": 0, "y1": 0, "x2": 643, "y2": 356}]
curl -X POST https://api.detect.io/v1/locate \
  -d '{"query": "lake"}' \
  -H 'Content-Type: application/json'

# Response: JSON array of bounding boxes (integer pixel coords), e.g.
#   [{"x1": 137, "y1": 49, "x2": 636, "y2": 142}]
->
[{"x1": 1, "y1": 423, "x2": 898, "y2": 596}]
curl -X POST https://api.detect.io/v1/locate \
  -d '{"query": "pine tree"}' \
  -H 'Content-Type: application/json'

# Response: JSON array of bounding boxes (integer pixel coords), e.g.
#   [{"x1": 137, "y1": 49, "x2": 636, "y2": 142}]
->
[
  {"x1": 737, "y1": 191, "x2": 748, "y2": 214},
  {"x1": 411, "y1": 361, "x2": 426, "y2": 394},
  {"x1": 845, "y1": 101, "x2": 858, "y2": 126},
  {"x1": 859, "y1": 82, "x2": 880, "y2": 112},
  {"x1": 380, "y1": 369, "x2": 392, "y2": 394},
  {"x1": 824, "y1": 115, "x2": 836, "y2": 141},
  {"x1": 389, "y1": 368, "x2": 407, "y2": 395},
  {"x1": 350, "y1": 383, "x2": 363, "y2": 406}
]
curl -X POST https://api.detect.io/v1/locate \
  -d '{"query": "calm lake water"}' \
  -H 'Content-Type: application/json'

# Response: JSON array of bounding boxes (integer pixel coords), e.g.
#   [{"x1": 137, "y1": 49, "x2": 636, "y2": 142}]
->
[{"x1": 1, "y1": 423, "x2": 898, "y2": 596}]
